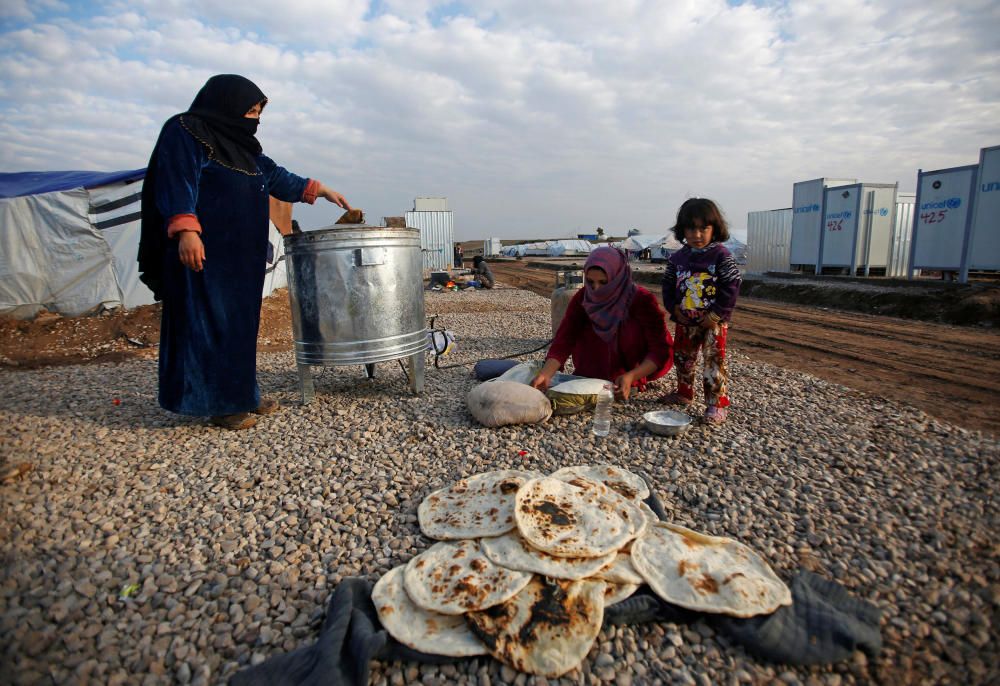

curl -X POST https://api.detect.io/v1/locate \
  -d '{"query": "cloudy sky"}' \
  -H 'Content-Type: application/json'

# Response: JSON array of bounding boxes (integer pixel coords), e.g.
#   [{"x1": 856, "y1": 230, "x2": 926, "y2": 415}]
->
[{"x1": 1, "y1": 0, "x2": 998, "y2": 240}]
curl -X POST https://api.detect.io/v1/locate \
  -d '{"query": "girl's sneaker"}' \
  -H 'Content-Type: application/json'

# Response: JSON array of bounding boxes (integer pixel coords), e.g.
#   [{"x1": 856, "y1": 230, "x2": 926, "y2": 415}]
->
[
  {"x1": 659, "y1": 392, "x2": 693, "y2": 406},
  {"x1": 704, "y1": 406, "x2": 728, "y2": 424}
]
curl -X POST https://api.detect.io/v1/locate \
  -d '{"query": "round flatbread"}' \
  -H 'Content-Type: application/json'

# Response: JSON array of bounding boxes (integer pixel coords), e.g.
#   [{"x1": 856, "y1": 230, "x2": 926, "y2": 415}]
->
[
  {"x1": 372, "y1": 565, "x2": 488, "y2": 657},
  {"x1": 640, "y1": 501, "x2": 661, "y2": 524},
  {"x1": 481, "y1": 531, "x2": 617, "y2": 580},
  {"x1": 551, "y1": 464, "x2": 650, "y2": 501},
  {"x1": 418, "y1": 470, "x2": 539, "y2": 540},
  {"x1": 403, "y1": 540, "x2": 533, "y2": 615},
  {"x1": 594, "y1": 551, "x2": 644, "y2": 585},
  {"x1": 466, "y1": 576, "x2": 606, "y2": 678},
  {"x1": 631, "y1": 522, "x2": 792, "y2": 617},
  {"x1": 603, "y1": 581, "x2": 640, "y2": 607},
  {"x1": 514, "y1": 477, "x2": 640, "y2": 558}
]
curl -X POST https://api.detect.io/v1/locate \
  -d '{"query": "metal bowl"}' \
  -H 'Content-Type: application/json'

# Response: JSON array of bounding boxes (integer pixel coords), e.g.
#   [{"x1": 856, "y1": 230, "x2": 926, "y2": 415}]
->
[{"x1": 642, "y1": 410, "x2": 693, "y2": 437}]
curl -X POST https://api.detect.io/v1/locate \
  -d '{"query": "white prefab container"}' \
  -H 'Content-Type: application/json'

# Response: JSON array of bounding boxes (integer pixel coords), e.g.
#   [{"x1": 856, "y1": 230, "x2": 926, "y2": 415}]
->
[
  {"x1": 745, "y1": 208, "x2": 793, "y2": 274},
  {"x1": 818, "y1": 183, "x2": 898, "y2": 275},
  {"x1": 887, "y1": 194, "x2": 916, "y2": 277},
  {"x1": 483, "y1": 237, "x2": 503, "y2": 256},
  {"x1": 414, "y1": 197, "x2": 449, "y2": 212},
  {"x1": 405, "y1": 210, "x2": 455, "y2": 271},
  {"x1": 965, "y1": 144, "x2": 1000, "y2": 276},
  {"x1": 909, "y1": 165, "x2": 978, "y2": 277},
  {"x1": 789, "y1": 177, "x2": 856, "y2": 268}
]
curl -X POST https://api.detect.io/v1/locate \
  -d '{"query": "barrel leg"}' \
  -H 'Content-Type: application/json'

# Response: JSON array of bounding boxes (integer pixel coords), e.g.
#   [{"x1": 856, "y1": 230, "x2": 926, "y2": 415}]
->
[
  {"x1": 408, "y1": 351, "x2": 425, "y2": 395},
  {"x1": 298, "y1": 363, "x2": 315, "y2": 404},
  {"x1": 364, "y1": 363, "x2": 376, "y2": 380}
]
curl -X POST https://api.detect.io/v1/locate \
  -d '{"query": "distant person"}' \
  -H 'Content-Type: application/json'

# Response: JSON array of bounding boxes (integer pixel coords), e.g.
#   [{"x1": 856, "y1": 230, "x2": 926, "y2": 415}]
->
[
  {"x1": 530, "y1": 246, "x2": 672, "y2": 400},
  {"x1": 454, "y1": 244, "x2": 463, "y2": 270},
  {"x1": 659, "y1": 198, "x2": 742, "y2": 424},
  {"x1": 138, "y1": 74, "x2": 352, "y2": 430},
  {"x1": 468, "y1": 255, "x2": 495, "y2": 289}
]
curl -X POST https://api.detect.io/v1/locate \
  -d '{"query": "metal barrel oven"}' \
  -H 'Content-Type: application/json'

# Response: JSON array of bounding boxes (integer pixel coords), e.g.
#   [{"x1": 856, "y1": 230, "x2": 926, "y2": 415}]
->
[{"x1": 283, "y1": 225, "x2": 426, "y2": 402}]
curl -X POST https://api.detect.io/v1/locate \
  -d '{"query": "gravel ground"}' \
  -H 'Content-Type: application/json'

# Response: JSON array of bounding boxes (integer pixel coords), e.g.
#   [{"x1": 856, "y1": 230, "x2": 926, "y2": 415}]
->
[{"x1": 2, "y1": 288, "x2": 997, "y2": 686}]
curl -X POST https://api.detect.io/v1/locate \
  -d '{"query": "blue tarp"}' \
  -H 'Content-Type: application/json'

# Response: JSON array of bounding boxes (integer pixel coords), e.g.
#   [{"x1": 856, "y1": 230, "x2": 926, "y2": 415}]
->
[{"x1": 0, "y1": 169, "x2": 146, "y2": 199}]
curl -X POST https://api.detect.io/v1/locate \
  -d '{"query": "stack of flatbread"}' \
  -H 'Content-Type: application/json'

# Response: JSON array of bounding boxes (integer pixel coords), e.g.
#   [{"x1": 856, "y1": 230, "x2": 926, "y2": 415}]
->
[{"x1": 372, "y1": 465, "x2": 791, "y2": 678}]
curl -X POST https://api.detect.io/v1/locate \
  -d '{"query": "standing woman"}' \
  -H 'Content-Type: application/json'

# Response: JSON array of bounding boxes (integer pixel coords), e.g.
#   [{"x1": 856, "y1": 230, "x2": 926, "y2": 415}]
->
[
  {"x1": 530, "y1": 246, "x2": 672, "y2": 400},
  {"x1": 138, "y1": 74, "x2": 352, "y2": 430}
]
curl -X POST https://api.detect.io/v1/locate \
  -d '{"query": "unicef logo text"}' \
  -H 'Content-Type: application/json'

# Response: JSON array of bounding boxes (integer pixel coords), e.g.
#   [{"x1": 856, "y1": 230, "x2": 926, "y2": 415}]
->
[
  {"x1": 794, "y1": 203, "x2": 820, "y2": 214},
  {"x1": 920, "y1": 197, "x2": 961, "y2": 210},
  {"x1": 826, "y1": 211, "x2": 852, "y2": 220}
]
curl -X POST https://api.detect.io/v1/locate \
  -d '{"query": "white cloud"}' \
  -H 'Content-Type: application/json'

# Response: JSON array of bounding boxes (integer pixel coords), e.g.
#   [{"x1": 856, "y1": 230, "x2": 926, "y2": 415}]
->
[{"x1": 1, "y1": 0, "x2": 998, "y2": 238}]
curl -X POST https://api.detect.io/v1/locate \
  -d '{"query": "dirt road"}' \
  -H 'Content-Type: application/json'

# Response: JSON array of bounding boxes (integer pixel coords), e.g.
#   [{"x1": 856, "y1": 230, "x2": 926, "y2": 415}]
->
[{"x1": 490, "y1": 262, "x2": 1000, "y2": 435}]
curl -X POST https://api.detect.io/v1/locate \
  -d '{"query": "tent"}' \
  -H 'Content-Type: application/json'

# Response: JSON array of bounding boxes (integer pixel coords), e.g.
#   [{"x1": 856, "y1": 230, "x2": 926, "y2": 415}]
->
[
  {"x1": 649, "y1": 234, "x2": 683, "y2": 262},
  {"x1": 500, "y1": 239, "x2": 594, "y2": 257},
  {"x1": 621, "y1": 234, "x2": 663, "y2": 252},
  {"x1": 545, "y1": 239, "x2": 593, "y2": 256},
  {"x1": 0, "y1": 170, "x2": 287, "y2": 319}
]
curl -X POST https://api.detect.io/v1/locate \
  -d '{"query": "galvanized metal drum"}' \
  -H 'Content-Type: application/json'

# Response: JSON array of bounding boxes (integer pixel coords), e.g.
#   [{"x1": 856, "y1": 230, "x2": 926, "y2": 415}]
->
[
  {"x1": 551, "y1": 270, "x2": 584, "y2": 336},
  {"x1": 284, "y1": 225, "x2": 426, "y2": 402}
]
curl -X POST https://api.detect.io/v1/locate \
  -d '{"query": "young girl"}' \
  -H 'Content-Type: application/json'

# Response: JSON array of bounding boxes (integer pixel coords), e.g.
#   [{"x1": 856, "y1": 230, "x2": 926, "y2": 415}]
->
[{"x1": 660, "y1": 198, "x2": 742, "y2": 424}]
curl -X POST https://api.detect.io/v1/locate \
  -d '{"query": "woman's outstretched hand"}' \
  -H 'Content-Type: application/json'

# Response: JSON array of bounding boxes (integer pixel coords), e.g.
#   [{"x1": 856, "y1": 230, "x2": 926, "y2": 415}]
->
[
  {"x1": 613, "y1": 371, "x2": 636, "y2": 401},
  {"x1": 316, "y1": 183, "x2": 351, "y2": 210},
  {"x1": 530, "y1": 358, "x2": 561, "y2": 393},
  {"x1": 529, "y1": 372, "x2": 552, "y2": 392},
  {"x1": 178, "y1": 231, "x2": 206, "y2": 272}
]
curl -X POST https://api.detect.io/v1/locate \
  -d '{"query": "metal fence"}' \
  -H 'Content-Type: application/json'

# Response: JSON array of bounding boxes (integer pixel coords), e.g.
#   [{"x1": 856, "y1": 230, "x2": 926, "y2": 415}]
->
[
  {"x1": 405, "y1": 210, "x2": 454, "y2": 271},
  {"x1": 745, "y1": 209, "x2": 792, "y2": 274}
]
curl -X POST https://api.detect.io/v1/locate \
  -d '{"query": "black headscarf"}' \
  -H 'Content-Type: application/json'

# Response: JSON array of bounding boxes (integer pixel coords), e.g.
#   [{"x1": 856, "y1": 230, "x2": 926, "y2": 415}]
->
[{"x1": 137, "y1": 75, "x2": 267, "y2": 300}]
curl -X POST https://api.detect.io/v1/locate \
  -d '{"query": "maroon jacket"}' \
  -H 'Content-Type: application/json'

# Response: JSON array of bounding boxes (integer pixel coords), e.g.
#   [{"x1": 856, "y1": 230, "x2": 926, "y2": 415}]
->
[{"x1": 547, "y1": 286, "x2": 673, "y2": 386}]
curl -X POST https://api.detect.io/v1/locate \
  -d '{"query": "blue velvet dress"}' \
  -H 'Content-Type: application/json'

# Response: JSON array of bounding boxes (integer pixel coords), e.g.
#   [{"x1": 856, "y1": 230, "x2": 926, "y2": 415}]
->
[{"x1": 154, "y1": 118, "x2": 308, "y2": 416}]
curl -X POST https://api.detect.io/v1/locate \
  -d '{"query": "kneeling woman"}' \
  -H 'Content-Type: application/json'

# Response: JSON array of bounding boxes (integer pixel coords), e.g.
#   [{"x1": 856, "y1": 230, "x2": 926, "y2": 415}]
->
[{"x1": 530, "y1": 247, "x2": 672, "y2": 400}]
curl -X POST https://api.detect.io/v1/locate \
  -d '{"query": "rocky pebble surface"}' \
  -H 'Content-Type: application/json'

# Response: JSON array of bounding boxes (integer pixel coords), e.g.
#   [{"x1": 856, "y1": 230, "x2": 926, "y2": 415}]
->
[{"x1": 1, "y1": 287, "x2": 997, "y2": 685}]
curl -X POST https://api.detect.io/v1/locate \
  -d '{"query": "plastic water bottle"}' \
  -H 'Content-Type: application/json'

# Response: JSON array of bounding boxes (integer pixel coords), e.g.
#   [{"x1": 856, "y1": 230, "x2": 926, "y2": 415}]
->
[{"x1": 592, "y1": 383, "x2": 613, "y2": 437}]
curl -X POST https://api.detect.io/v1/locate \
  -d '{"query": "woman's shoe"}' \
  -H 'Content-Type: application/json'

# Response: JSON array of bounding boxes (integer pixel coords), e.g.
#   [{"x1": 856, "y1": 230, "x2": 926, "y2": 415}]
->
[
  {"x1": 704, "y1": 406, "x2": 728, "y2": 424},
  {"x1": 210, "y1": 413, "x2": 257, "y2": 430},
  {"x1": 254, "y1": 397, "x2": 280, "y2": 415},
  {"x1": 659, "y1": 392, "x2": 693, "y2": 406}
]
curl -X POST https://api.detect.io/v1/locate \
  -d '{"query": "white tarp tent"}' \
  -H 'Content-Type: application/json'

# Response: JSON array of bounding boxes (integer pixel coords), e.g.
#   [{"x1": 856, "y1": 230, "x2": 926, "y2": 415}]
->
[
  {"x1": 647, "y1": 234, "x2": 682, "y2": 261},
  {"x1": 0, "y1": 170, "x2": 287, "y2": 319},
  {"x1": 545, "y1": 239, "x2": 593, "y2": 256},
  {"x1": 621, "y1": 234, "x2": 664, "y2": 253},
  {"x1": 500, "y1": 239, "x2": 593, "y2": 257}
]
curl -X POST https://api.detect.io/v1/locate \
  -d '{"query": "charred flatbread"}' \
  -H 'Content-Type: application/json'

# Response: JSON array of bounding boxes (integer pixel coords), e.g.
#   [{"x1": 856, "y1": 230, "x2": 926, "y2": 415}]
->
[
  {"x1": 514, "y1": 477, "x2": 637, "y2": 558},
  {"x1": 403, "y1": 540, "x2": 532, "y2": 615},
  {"x1": 631, "y1": 522, "x2": 792, "y2": 617},
  {"x1": 372, "y1": 565, "x2": 488, "y2": 657},
  {"x1": 480, "y1": 531, "x2": 616, "y2": 580},
  {"x1": 418, "y1": 470, "x2": 539, "y2": 540},
  {"x1": 466, "y1": 576, "x2": 606, "y2": 678},
  {"x1": 551, "y1": 464, "x2": 650, "y2": 501}
]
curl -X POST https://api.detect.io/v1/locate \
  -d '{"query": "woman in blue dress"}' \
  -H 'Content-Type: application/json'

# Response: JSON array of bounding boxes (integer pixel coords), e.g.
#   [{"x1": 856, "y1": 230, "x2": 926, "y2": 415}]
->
[{"x1": 138, "y1": 74, "x2": 351, "y2": 429}]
